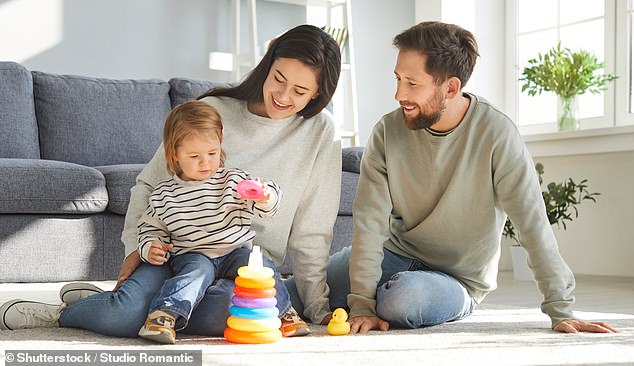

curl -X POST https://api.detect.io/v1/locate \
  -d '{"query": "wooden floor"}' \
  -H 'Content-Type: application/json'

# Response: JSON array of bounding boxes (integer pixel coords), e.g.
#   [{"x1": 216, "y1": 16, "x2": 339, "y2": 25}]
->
[{"x1": 484, "y1": 271, "x2": 634, "y2": 314}]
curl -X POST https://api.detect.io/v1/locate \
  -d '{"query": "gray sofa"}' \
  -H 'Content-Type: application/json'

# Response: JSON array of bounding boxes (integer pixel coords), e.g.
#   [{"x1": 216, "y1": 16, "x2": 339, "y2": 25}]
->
[{"x1": 0, "y1": 61, "x2": 361, "y2": 282}]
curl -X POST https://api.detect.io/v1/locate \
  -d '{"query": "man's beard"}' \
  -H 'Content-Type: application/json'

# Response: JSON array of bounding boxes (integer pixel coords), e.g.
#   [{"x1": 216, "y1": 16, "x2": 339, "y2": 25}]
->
[
  {"x1": 403, "y1": 109, "x2": 443, "y2": 130},
  {"x1": 402, "y1": 89, "x2": 445, "y2": 130}
]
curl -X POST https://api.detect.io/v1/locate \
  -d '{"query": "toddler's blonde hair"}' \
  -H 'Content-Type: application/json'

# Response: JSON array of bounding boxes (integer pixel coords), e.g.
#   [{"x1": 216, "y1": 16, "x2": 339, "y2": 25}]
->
[{"x1": 163, "y1": 100, "x2": 225, "y2": 177}]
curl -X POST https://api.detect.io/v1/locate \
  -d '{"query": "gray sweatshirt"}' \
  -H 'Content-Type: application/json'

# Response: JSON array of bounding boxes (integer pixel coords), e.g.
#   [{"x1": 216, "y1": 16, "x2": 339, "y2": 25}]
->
[
  {"x1": 348, "y1": 93, "x2": 575, "y2": 327},
  {"x1": 122, "y1": 96, "x2": 342, "y2": 323}
]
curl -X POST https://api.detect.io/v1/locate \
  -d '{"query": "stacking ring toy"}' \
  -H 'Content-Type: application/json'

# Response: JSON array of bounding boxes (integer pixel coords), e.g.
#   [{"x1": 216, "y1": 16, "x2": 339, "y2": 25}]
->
[
  {"x1": 230, "y1": 305, "x2": 279, "y2": 319},
  {"x1": 238, "y1": 266, "x2": 274, "y2": 279},
  {"x1": 235, "y1": 276, "x2": 275, "y2": 289},
  {"x1": 236, "y1": 179, "x2": 264, "y2": 200},
  {"x1": 226, "y1": 315, "x2": 281, "y2": 332},
  {"x1": 224, "y1": 327, "x2": 282, "y2": 344},
  {"x1": 232, "y1": 295, "x2": 277, "y2": 308},
  {"x1": 234, "y1": 285, "x2": 276, "y2": 298}
]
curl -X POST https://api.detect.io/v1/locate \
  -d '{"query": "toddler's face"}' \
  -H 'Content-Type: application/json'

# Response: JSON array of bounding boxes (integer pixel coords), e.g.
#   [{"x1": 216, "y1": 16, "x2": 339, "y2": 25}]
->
[{"x1": 175, "y1": 132, "x2": 221, "y2": 181}]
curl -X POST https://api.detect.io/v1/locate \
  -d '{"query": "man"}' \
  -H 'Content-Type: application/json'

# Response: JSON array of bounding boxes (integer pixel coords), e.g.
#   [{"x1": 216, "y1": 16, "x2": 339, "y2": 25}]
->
[{"x1": 339, "y1": 21, "x2": 617, "y2": 334}]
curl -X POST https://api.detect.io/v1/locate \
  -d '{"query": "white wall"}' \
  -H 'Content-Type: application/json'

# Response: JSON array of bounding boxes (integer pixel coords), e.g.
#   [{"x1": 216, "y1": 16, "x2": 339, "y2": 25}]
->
[
  {"x1": 0, "y1": 0, "x2": 214, "y2": 80},
  {"x1": 0, "y1": 0, "x2": 304, "y2": 81},
  {"x1": 349, "y1": 0, "x2": 506, "y2": 146},
  {"x1": 414, "y1": 0, "x2": 506, "y2": 111},
  {"x1": 531, "y1": 150, "x2": 634, "y2": 277},
  {"x1": 0, "y1": 0, "x2": 406, "y2": 144},
  {"x1": 499, "y1": 149, "x2": 634, "y2": 277},
  {"x1": 349, "y1": 0, "x2": 414, "y2": 145}
]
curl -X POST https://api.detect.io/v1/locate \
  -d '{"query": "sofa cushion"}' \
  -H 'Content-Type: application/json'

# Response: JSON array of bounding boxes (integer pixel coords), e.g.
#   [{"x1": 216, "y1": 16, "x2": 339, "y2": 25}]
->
[
  {"x1": 0, "y1": 214, "x2": 107, "y2": 281},
  {"x1": 0, "y1": 159, "x2": 108, "y2": 214},
  {"x1": 0, "y1": 62, "x2": 40, "y2": 159},
  {"x1": 33, "y1": 71, "x2": 171, "y2": 167},
  {"x1": 168, "y1": 78, "x2": 228, "y2": 107},
  {"x1": 342, "y1": 146, "x2": 363, "y2": 173},
  {"x1": 339, "y1": 171, "x2": 359, "y2": 216},
  {"x1": 95, "y1": 164, "x2": 146, "y2": 215},
  {"x1": 338, "y1": 147, "x2": 363, "y2": 215}
]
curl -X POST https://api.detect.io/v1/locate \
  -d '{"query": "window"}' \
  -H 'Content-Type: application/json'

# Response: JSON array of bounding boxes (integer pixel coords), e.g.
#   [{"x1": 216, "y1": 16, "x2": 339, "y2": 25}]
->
[
  {"x1": 507, "y1": 0, "x2": 633, "y2": 135},
  {"x1": 630, "y1": 3, "x2": 633, "y2": 112},
  {"x1": 617, "y1": 0, "x2": 634, "y2": 122}
]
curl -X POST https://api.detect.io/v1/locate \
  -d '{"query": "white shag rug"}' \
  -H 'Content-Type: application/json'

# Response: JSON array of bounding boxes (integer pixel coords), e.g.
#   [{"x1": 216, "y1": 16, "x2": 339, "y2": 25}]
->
[{"x1": 1, "y1": 305, "x2": 633, "y2": 366}]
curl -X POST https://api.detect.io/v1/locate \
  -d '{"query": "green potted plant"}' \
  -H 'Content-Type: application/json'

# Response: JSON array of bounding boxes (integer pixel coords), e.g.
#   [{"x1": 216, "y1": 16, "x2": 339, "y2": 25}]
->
[
  {"x1": 503, "y1": 162, "x2": 600, "y2": 280},
  {"x1": 520, "y1": 42, "x2": 617, "y2": 131}
]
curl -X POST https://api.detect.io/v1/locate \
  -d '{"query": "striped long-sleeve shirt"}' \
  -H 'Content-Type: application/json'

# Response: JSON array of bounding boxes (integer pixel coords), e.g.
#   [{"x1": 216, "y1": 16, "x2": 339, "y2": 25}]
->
[{"x1": 137, "y1": 167, "x2": 281, "y2": 262}]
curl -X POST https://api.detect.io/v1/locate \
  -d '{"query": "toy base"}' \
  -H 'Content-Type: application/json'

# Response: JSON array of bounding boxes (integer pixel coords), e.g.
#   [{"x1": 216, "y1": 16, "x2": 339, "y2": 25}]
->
[{"x1": 224, "y1": 328, "x2": 282, "y2": 344}]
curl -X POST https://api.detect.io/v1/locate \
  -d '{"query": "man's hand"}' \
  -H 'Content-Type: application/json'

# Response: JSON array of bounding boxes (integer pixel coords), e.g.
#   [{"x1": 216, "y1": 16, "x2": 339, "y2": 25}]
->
[
  {"x1": 321, "y1": 313, "x2": 332, "y2": 325},
  {"x1": 553, "y1": 319, "x2": 619, "y2": 333},
  {"x1": 349, "y1": 315, "x2": 389, "y2": 334}
]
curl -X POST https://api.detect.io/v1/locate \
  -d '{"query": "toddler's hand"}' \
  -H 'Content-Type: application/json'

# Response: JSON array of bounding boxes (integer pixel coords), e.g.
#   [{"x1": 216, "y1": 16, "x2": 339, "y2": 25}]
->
[
  {"x1": 238, "y1": 177, "x2": 270, "y2": 203},
  {"x1": 147, "y1": 241, "x2": 172, "y2": 265},
  {"x1": 255, "y1": 179, "x2": 271, "y2": 204}
]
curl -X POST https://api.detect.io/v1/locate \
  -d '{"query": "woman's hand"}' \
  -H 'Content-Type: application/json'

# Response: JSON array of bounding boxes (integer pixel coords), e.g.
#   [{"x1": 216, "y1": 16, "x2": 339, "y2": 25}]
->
[
  {"x1": 113, "y1": 251, "x2": 141, "y2": 291},
  {"x1": 113, "y1": 242, "x2": 172, "y2": 291}
]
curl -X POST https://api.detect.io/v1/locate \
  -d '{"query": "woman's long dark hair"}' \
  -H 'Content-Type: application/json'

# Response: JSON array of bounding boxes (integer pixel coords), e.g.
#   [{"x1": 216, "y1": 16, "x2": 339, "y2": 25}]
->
[{"x1": 198, "y1": 24, "x2": 341, "y2": 119}]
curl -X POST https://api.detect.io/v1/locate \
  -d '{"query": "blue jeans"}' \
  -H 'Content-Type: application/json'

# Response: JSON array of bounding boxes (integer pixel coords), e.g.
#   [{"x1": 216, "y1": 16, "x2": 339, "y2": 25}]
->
[
  {"x1": 151, "y1": 250, "x2": 245, "y2": 330},
  {"x1": 59, "y1": 248, "x2": 290, "y2": 337},
  {"x1": 285, "y1": 246, "x2": 476, "y2": 328}
]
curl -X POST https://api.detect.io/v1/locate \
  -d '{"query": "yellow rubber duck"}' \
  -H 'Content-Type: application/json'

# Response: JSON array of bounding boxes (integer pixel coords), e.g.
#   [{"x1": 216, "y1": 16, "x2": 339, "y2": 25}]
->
[{"x1": 327, "y1": 308, "x2": 351, "y2": 336}]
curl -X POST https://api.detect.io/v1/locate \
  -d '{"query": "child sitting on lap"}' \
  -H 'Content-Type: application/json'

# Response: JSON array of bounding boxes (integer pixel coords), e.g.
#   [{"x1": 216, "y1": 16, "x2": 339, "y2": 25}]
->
[{"x1": 137, "y1": 100, "x2": 289, "y2": 344}]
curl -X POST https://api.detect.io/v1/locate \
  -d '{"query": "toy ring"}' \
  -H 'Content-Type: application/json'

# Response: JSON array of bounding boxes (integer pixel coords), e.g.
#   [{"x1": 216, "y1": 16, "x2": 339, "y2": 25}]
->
[
  {"x1": 233, "y1": 285, "x2": 276, "y2": 298},
  {"x1": 236, "y1": 179, "x2": 264, "y2": 200},
  {"x1": 226, "y1": 315, "x2": 281, "y2": 332},
  {"x1": 232, "y1": 295, "x2": 277, "y2": 308},
  {"x1": 235, "y1": 276, "x2": 275, "y2": 289},
  {"x1": 230, "y1": 305, "x2": 279, "y2": 319},
  {"x1": 238, "y1": 266, "x2": 274, "y2": 280},
  {"x1": 224, "y1": 327, "x2": 282, "y2": 344}
]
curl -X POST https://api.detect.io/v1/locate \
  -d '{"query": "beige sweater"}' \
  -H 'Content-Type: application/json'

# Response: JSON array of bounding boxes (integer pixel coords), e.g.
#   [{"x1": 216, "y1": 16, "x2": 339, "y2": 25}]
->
[
  {"x1": 348, "y1": 93, "x2": 576, "y2": 327},
  {"x1": 122, "y1": 96, "x2": 341, "y2": 323}
]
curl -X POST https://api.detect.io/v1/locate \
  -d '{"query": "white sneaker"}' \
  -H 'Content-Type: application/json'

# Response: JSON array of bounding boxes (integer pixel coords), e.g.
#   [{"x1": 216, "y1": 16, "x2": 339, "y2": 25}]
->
[
  {"x1": 59, "y1": 282, "x2": 104, "y2": 305},
  {"x1": 0, "y1": 299, "x2": 64, "y2": 330}
]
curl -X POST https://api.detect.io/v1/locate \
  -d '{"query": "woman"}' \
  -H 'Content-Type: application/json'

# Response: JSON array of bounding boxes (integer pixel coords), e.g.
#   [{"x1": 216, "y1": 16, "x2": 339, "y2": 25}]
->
[{"x1": 0, "y1": 24, "x2": 341, "y2": 338}]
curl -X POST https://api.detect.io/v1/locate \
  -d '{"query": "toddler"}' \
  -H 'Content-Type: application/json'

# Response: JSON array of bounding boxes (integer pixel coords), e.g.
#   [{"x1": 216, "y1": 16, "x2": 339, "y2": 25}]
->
[{"x1": 137, "y1": 100, "x2": 290, "y2": 344}]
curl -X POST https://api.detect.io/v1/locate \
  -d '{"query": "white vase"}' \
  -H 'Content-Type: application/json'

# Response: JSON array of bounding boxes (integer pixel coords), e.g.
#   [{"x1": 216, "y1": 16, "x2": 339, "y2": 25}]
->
[{"x1": 509, "y1": 246, "x2": 532, "y2": 281}]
